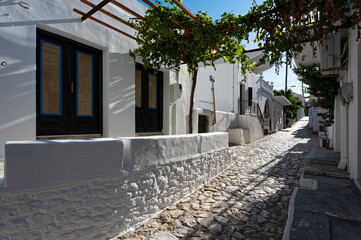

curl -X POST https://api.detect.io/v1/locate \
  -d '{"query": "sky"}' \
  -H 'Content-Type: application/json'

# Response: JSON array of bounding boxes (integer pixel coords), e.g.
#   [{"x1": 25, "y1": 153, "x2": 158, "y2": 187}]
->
[{"x1": 141, "y1": 0, "x2": 302, "y2": 95}]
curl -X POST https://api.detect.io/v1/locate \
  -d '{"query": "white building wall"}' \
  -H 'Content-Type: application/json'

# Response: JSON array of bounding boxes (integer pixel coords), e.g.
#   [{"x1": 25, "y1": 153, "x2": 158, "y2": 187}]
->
[
  {"x1": 274, "y1": 101, "x2": 284, "y2": 131},
  {"x1": 347, "y1": 30, "x2": 361, "y2": 179},
  {"x1": 0, "y1": 0, "x2": 193, "y2": 160},
  {"x1": 196, "y1": 60, "x2": 237, "y2": 113},
  {"x1": 333, "y1": 97, "x2": 341, "y2": 152}
]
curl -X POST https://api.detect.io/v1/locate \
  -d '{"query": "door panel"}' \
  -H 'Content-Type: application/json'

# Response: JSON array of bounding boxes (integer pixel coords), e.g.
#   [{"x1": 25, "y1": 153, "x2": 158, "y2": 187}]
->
[
  {"x1": 76, "y1": 51, "x2": 93, "y2": 117},
  {"x1": 37, "y1": 29, "x2": 102, "y2": 136},
  {"x1": 40, "y1": 40, "x2": 62, "y2": 116},
  {"x1": 135, "y1": 64, "x2": 163, "y2": 132}
]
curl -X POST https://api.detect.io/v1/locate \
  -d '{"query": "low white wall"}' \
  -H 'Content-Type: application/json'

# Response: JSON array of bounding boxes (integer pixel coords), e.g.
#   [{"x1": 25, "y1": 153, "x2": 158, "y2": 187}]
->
[
  {"x1": 239, "y1": 115, "x2": 264, "y2": 142},
  {"x1": 124, "y1": 133, "x2": 228, "y2": 169},
  {"x1": 297, "y1": 108, "x2": 305, "y2": 121},
  {"x1": 312, "y1": 110, "x2": 327, "y2": 132},
  {"x1": 0, "y1": 133, "x2": 232, "y2": 240},
  {"x1": 228, "y1": 128, "x2": 250, "y2": 145},
  {"x1": 4, "y1": 139, "x2": 123, "y2": 189},
  {"x1": 212, "y1": 111, "x2": 238, "y2": 132}
]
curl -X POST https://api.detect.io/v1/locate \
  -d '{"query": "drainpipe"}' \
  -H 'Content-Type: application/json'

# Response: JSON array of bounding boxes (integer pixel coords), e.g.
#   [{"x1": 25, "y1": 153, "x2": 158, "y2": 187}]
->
[
  {"x1": 346, "y1": 103, "x2": 349, "y2": 171},
  {"x1": 232, "y1": 63, "x2": 235, "y2": 113},
  {"x1": 259, "y1": 74, "x2": 263, "y2": 106}
]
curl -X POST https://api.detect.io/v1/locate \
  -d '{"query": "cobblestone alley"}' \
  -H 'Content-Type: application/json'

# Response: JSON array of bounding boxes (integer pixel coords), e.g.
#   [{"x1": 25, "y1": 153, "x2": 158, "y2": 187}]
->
[{"x1": 120, "y1": 118, "x2": 318, "y2": 240}]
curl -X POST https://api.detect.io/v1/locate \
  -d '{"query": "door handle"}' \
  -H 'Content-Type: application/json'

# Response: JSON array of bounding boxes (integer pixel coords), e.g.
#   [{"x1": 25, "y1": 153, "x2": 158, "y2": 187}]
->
[{"x1": 71, "y1": 82, "x2": 74, "y2": 93}]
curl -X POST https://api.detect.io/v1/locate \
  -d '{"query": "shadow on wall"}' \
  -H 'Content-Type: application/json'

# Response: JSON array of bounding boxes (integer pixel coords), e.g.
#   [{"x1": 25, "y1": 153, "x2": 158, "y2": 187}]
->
[
  {"x1": 0, "y1": 35, "x2": 37, "y2": 159},
  {"x1": 108, "y1": 53, "x2": 135, "y2": 115},
  {"x1": 0, "y1": 0, "x2": 18, "y2": 7}
]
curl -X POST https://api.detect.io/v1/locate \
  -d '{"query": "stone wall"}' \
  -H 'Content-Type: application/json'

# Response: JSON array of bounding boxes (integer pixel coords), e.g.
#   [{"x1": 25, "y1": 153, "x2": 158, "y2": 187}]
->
[{"x1": 0, "y1": 134, "x2": 232, "y2": 239}]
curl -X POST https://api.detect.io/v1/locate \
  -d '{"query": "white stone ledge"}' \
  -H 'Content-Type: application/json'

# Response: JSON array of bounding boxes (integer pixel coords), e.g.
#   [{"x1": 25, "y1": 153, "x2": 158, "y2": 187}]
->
[
  {"x1": 3, "y1": 133, "x2": 229, "y2": 189},
  {"x1": 4, "y1": 138, "x2": 124, "y2": 189},
  {"x1": 199, "y1": 132, "x2": 229, "y2": 154},
  {"x1": 123, "y1": 132, "x2": 229, "y2": 169}
]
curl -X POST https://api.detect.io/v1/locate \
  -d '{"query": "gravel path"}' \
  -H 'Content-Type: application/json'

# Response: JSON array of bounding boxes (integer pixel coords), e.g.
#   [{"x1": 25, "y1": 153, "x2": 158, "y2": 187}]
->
[{"x1": 120, "y1": 117, "x2": 318, "y2": 240}]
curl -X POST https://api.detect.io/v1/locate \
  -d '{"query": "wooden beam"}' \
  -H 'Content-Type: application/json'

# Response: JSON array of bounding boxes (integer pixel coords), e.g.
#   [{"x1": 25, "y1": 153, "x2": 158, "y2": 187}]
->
[
  {"x1": 81, "y1": 0, "x2": 112, "y2": 22},
  {"x1": 111, "y1": 0, "x2": 145, "y2": 21},
  {"x1": 244, "y1": 48, "x2": 265, "y2": 53},
  {"x1": 74, "y1": 8, "x2": 137, "y2": 40},
  {"x1": 140, "y1": 0, "x2": 156, "y2": 8},
  {"x1": 170, "y1": 0, "x2": 201, "y2": 24},
  {"x1": 81, "y1": 0, "x2": 137, "y2": 30}
]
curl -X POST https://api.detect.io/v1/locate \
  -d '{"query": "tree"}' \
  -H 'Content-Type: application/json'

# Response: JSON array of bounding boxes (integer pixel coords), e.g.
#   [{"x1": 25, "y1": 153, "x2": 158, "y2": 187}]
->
[
  {"x1": 294, "y1": 65, "x2": 338, "y2": 146},
  {"x1": 240, "y1": 0, "x2": 361, "y2": 69},
  {"x1": 131, "y1": 0, "x2": 360, "y2": 133},
  {"x1": 130, "y1": 0, "x2": 253, "y2": 133},
  {"x1": 274, "y1": 89, "x2": 304, "y2": 119}
]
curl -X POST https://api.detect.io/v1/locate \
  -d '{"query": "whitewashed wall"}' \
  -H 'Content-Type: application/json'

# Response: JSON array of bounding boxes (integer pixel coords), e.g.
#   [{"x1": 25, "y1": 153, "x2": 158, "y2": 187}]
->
[
  {"x1": 347, "y1": 29, "x2": 361, "y2": 180},
  {"x1": 0, "y1": 133, "x2": 232, "y2": 239},
  {"x1": 196, "y1": 59, "x2": 238, "y2": 113},
  {"x1": 274, "y1": 101, "x2": 284, "y2": 131},
  {"x1": 195, "y1": 60, "x2": 274, "y2": 131},
  {"x1": 0, "y1": 0, "x2": 194, "y2": 160}
]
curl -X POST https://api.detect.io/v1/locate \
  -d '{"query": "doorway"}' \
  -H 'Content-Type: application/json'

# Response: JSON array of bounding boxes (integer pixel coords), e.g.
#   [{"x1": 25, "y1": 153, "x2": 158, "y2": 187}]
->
[
  {"x1": 36, "y1": 29, "x2": 102, "y2": 136},
  {"x1": 135, "y1": 64, "x2": 163, "y2": 133}
]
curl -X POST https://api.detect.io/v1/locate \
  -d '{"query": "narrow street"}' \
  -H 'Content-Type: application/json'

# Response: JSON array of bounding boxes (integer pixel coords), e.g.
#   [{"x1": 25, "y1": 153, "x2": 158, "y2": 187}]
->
[{"x1": 120, "y1": 117, "x2": 318, "y2": 240}]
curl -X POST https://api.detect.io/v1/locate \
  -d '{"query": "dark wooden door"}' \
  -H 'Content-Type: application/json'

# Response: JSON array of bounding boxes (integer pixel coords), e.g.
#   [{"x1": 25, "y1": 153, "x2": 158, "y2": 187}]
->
[
  {"x1": 135, "y1": 64, "x2": 163, "y2": 132},
  {"x1": 240, "y1": 84, "x2": 244, "y2": 114},
  {"x1": 198, "y1": 115, "x2": 208, "y2": 133},
  {"x1": 36, "y1": 29, "x2": 102, "y2": 136}
]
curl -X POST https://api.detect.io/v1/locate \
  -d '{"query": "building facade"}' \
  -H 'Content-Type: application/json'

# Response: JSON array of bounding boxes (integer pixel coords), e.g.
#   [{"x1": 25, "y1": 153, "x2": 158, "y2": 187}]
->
[{"x1": 0, "y1": 0, "x2": 198, "y2": 161}]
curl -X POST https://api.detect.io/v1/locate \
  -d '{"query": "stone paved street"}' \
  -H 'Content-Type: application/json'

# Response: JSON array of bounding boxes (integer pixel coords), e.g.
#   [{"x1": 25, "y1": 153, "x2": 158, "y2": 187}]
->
[{"x1": 120, "y1": 118, "x2": 318, "y2": 240}]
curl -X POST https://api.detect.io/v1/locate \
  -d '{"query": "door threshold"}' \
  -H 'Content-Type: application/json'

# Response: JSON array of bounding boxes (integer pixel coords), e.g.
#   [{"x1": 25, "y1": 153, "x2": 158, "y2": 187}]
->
[
  {"x1": 37, "y1": 134, "x2": 102, "y2": 140},
  {"x1": 136, "y1": 132, "x2": 163, "y2": 137}
]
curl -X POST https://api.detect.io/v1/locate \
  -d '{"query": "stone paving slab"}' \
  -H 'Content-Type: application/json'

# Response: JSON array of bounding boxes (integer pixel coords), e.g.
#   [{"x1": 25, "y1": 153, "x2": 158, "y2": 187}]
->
[
  {"x1": 285, "y1": 174, "x2": 361, "y2": 240},
  {"x1": 119, "y1": 117, "x2": 317, "y2": 240},
  {"x1": 304, "y1": 148, "x2": 348, "y2": 179}
]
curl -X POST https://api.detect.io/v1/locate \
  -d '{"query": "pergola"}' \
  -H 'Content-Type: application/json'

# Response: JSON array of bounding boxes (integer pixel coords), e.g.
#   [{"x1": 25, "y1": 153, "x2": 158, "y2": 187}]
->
[{"x1": 73, "y1": 0, "x2": 200, "y2": 41}]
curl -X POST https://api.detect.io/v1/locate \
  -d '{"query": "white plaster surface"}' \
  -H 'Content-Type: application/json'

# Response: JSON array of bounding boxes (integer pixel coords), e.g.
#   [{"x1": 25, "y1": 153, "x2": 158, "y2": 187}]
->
[
  {"x1": 0, "y1": 133, "x2": 231, "y2": 239},
  {"x1": 125, "y1": 134, "x2": 199, "y2": 169},
  {"x1": 297, "y1": 108, "x2": 305, "y2": 121},
  {"x1": 199, "y1": 132, "x2": 229, "y2": 153},
  {"x1": 195, "y1": 58, "x2": 273, "y2": 119},
  {"x1": 0, "y1": 134, "x2": 232, "y2": 240},
  {"x1": 0, "y1": 0, "x2": 196, "y2": 162},
  {"x1": 228, "y1": 128, "x2": 250, "y2": 145},
  {"x1": 274, "y1": 101, "x2": 285, "y2": 131},
  {"x1": 240, "y1": 115, "x2": 264, "y2": 142},
  {"x1": 347, "y1": 29, "x2": 360, "y2": 179},
  {"x1": 5, "y1": 138, "x2": 124, "y2": 189},
  {"x1": 0, "y1": 0, "x2": 147, "y2": 161}
]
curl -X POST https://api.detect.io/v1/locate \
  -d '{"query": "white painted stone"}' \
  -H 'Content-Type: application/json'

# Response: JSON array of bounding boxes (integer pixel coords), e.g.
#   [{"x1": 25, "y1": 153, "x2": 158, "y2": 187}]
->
[
  {"x1": 0, "y1": 146, "x2": 233, "y2": 240},
  {"x1": 4, "y1": 138, "x2": 123, "y2": 189},
  {"x1": 199, "y1": 132, "x2": 229, "y2": 154},
  {"x1": 125, "y1": 134, "x2": 199, "y2": 169},
  {"x1": 228, "y1": 128, "x2": 250, "y2": 145}
]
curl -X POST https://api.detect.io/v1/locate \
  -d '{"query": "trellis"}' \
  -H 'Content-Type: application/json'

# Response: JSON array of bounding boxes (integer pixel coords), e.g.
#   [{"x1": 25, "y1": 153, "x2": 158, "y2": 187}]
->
[{"x1": 73, "y1": 0, "x2": 199, "y2": 41}]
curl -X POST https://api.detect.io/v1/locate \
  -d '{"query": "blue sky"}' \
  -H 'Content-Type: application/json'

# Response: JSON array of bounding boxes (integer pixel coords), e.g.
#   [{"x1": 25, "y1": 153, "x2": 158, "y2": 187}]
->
[{"x1": 140, "y1": 0, "x2": 302, "y2": 94}]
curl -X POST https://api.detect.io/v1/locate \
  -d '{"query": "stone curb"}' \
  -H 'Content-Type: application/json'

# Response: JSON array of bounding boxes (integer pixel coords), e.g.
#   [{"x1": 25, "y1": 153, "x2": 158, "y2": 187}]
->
[{"x1": 282, "y1": 187, "x2": 299, "y2": 240}]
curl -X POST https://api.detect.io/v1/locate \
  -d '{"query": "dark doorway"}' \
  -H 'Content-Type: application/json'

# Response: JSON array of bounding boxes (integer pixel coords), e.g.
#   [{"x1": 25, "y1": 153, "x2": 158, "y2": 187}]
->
[
  {"x1": 198, "y1": 115, "x2": 208, "y2": 133},
  {"x1": 248, "y1": 87, "x2": 253, "y2": 106},
  {"x1": 36, "y1": 29, "x2": 102, "y2": 136},
  {"x1": 135, "y1": 64, "x2": 163, "y2": 133},
  {"x1": 240, "y1": 83, "x2": 245, "y2": 114}
]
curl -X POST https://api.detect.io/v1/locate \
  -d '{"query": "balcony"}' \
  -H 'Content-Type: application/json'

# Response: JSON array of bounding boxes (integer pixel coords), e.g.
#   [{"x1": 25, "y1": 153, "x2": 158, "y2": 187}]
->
[{"x1": 262, "y1": 80, "x2": 274, "y2": 95}]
